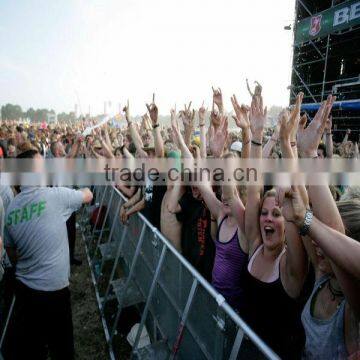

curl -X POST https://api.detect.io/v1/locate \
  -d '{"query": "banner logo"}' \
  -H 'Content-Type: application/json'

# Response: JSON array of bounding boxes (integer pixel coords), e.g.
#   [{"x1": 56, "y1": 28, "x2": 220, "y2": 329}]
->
[{"x1": 309, "y1": 15, "x2": 322, "y2": 36}]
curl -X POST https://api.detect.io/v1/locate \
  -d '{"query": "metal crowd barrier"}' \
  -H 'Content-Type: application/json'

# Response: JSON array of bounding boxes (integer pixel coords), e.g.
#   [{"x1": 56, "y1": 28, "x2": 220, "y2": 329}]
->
[{"x1": 79, "y1": 185, "x2": 279, "y2": 360}]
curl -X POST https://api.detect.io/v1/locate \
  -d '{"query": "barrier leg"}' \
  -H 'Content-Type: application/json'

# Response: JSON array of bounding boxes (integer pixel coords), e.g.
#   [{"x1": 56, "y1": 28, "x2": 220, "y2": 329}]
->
[
  {"x1": 131, "y1": 244, "x2": 167, "y2": 356},
  {"x1": 109, "y1": 223, "x2": 147, "y2": 342},
  {"x1": 101, "y1": 225, "x2": 129, "y2": 309},
  {"x1": 229, "y1": 328, "x2": 245, "y2": 360}
]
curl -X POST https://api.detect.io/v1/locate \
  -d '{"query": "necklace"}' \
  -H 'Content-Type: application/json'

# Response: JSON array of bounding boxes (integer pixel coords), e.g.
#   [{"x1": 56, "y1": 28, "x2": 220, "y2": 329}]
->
[{"x1": 327, "y1": 279, "x2": 344, "y2": 301}]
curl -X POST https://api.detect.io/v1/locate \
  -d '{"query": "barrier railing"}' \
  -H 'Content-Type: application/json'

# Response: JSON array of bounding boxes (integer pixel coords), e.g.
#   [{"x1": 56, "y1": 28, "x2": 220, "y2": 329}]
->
[{"x1": 80, "y1": 185, "x2": 279, "y2": 360}]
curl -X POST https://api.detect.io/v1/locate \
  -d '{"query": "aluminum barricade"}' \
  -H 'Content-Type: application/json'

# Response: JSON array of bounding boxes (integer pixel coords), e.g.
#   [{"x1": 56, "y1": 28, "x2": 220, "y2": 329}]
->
[{"x1": 80, "y1": 185, "x2": 279, "y2": 360}]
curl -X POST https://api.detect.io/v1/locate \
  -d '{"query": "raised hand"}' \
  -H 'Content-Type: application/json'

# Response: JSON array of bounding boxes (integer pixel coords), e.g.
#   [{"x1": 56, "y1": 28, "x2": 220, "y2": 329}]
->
[
  {"x1": 324, "y1": 115, "x2": 332, "y2": 134},
  {"x1": 289, "y1": 92, "x2": 304, "y2": 142},
  {"x1": 281, "y1": 186, "x2": 308, "y2": 227},
  {"x1": 170, "y1": 106, "x2": 181, "y2": 137},
  {"x1": 231, "y1": 94, "x2": 250, "y2": 130},
  {"x1": 122, "y1": 100, "x2": 130, "y2": 124},
  {"x1": 297, "y1": 95, "x2": 336, "y2": 157},
  {"x1": 212, "y1": 86, "x2": 223, "y2": 113},
  {"x1": 141, "y1": 113, "x2": 152, "y2": 131},
  {"x1": 146, "y1": 93, "x2": 158, "y2": 126},
  {"x1": 118, "y1": 133, "x2": 124, "y2": 147},
  {"x1": 249, "y1": 95, "x2": 267, "y2": 136},
  {"x1": 179, "y1": 102, "x2": 195, "y2": 129},
  {"x1": 209, "y1": 115, "x2": 228, "y2": 157},
  {"x1": 279, "y1": 109, "x2": 296, "y2": 144},
  {"x1": 198, "y1": 101, "x2": 206, "y2": 127}
]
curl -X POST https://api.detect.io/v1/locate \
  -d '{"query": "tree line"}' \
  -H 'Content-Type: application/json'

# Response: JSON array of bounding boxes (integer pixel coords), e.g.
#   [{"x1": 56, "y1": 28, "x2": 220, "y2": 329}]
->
[{"x1": 0, "y1": 103, "x2": 74, "y2": 122}]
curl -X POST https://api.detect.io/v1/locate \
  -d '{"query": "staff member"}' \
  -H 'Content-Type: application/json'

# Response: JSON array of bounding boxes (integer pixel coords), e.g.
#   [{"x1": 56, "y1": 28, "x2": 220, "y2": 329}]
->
[{"x1": 4, "y1": 149, "x2": 93, "y2": 359}]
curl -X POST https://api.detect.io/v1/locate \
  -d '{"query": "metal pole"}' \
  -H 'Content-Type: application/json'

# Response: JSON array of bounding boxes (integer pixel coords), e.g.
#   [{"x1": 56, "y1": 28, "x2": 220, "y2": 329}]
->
[
  {"x1": 131, "y1": 244, "x2": 167, "y2": 355},
  {"x1": 102, "y1": 225, "x2": 129, "y2": 309},
  {"x1": 321, "y1": 34, "x2": 331, "y2": 101},
  {"x1": 229, "y1": 328, "x2": 245, "y2": 360},
  {"x1": 293, "y1": 68, "x2": 317, "y2": 102},
  {"x1": 110, "y1": 223, "x2": 147, "y2": 341},
  {"x1": 0, "y1": 296, "x2": 16, "y2": 349},
  {"x1": 297, "y1": 0, "x2": 312, "y2": 17},
  {"x1": 170, "y1": 278, "x2": 198, "y2": 359},
  {"x1": 321, "y1": 0, "x2": 334, "y2": 101},
  {"x1": 99, "y1": 196, "x2": 123, "y2": 275},
  {"x1": 91, "y1": 187, "x2": 115, "y2": 260}
]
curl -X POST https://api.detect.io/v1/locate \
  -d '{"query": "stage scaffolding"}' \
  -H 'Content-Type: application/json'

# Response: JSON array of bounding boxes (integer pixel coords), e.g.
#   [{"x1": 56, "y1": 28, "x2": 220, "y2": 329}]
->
[{"x1": 290, "y1": 0, "x2": 360, "y2": 141}]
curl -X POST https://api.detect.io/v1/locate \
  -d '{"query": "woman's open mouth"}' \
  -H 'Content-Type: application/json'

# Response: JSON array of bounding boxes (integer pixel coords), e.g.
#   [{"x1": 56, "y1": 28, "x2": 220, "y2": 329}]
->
[{"x1": 264, "y1": 225, "x2": 275, "y2": 236}]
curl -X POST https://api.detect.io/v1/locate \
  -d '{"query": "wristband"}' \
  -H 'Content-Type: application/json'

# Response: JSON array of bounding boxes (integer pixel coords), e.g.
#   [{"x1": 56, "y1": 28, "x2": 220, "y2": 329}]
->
[
  {"x1": 290, "y1": 141, "x2": 297, "y2": 147},
  {"x1": 326, "y1": 132, "x2": 332, "y2": 136},
  {"x1": 251, "y1": 140, "x2": 262, "y2": 146},
  {"x1": 243, "y1": 139, "x2": 250, "y2": 146},
  {"x1": 270, "y1": 137, "x2": 277, "y2": 142},
  {"x1": 153, "y1": 123, "x2": 160, "y2": 129},
  {"x1": 312, "y1": 155, "x2": 318, "y2": 159},
  {"x1": 199, "y1": 124, "x2": 205, "y2": 127},
  {"x1": 299, "y1": 209, "x2": 313, "y2": 236}
]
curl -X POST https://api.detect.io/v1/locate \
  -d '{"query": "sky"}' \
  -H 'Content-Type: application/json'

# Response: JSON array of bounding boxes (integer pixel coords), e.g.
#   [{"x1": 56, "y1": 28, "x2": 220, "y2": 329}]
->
[{"x1": 0, "y1": 0, "x2": 296, "y2": 116}]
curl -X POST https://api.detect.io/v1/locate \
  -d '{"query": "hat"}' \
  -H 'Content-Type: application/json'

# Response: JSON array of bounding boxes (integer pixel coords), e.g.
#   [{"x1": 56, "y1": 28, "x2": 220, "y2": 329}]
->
[{"x1": 230, "y1": 141, "x2": 242, "y2": 153}]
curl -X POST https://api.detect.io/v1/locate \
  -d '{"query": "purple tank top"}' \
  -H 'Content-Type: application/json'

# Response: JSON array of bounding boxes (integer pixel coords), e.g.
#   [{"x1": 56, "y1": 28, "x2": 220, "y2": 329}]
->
[{"x1": 211, "y1": 216, "x2": 248, "y2": 311}]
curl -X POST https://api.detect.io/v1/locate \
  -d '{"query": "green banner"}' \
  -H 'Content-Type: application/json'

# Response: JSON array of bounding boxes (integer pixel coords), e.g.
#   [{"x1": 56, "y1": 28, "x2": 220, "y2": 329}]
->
[{"x1": 295, "y1": 0, "x2": 360, "y2": 44}]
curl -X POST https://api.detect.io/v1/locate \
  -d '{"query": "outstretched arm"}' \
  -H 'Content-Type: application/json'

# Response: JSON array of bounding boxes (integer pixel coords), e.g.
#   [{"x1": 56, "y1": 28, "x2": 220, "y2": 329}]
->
[
  {"x1": 146, "y1": 94, "x2": 164, "y2": 158},
  {"x1": 171, "y1": 109, "x2": 193, "y2": 159},
  {"x1": 166, "y1": 184, "x2": 184, "y2": 214},
  {"x1": 277, "y1": 105, "x2": 307, "y2": 298},
  {"x1": 179, "y1": 102, "x2": 195, "y2": 148},
  {"x1": 124, "y1": 100, "x2": 148, "y2": 158},
  {"x1": 230, "y1": 94, "x2": 251, "y2": 158},
  {"x1": 198, "y1": 103, "x2": 207, "y2": 159},
  {"x1": 324, "y1": 116, "x2": 333, "y2": 158},
  {"x1": 245, "y1": 95, "x2": 267, "y2": 254},
  {"x1": 287, "y1": 187, "x2": 360, "y2": 319}
]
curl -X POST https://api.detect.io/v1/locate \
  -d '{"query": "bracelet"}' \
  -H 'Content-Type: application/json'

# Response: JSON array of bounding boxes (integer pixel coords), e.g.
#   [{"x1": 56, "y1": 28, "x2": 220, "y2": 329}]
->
[
  {"x1": 312, "y1": 155, "x2": 319, "y2": 159},
  {"x1": 211, "y1": 217, "x2": 216, "y2": 222},
  {"x1": 299, "y1": 209, "x2": 313, "y2": 236},
  {"x1": 153, "y1": 123, "x2": 160, "y2": 129},
  {"x1": 270, "y1": 137, "x2": 277, "y2": 142},
  {"x1": 243, "y1": 139, "x2": 250, "y2": 146},
  {"x1": 326, "y1": 132, "x2": 332, "y2": 136},
  {"x1": 251, "y1": 139, "x2": 262, "y2": 146},
  {"x1": 290, "y1": 141, "x2": 297, "y2": 147},
  {"x1": 199, "y1": 124, "x2": 205, "y2": 127}
]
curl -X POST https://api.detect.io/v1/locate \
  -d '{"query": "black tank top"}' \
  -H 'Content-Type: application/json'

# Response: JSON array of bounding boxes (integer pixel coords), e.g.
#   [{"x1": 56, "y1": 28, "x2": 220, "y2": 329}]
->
[{"x1": 243, "y1": 245, "x2": 304, "y2": 359}]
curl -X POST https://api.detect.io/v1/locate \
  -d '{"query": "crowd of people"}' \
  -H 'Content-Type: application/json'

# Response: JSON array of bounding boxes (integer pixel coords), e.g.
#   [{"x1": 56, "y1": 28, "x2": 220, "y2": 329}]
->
[{"x1": 0, "y1": 85, "x2": 359, "y2": 359}]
